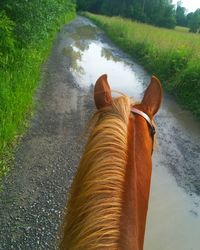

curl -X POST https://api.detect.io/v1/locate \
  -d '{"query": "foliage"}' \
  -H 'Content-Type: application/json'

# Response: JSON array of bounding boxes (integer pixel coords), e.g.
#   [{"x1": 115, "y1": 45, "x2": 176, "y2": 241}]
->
[
  {"x1": 77, "y1": 0, "x2": 176, "y2": 28},
  {"x1": 84, "y1": 13, "x2": 200, "y2": 118},
  {"x1": 0, "y1": 0, "x2": 76, "y2": 179},
  {"x1": 175, "y1": 1, "x2": 187, "y2": 27},
  {"x1": 174, "y1": 1, "x2": 200, "y2": 33},
  {"x1": 188, "y1": 9, "x2": 200, "y2": 33},
  {"x1": 0, "y1": 0, "x2": 76, "y2": 47},
  {"x1": 0, "y1": 11, "x2": 15, "y2": 67},
  {"x1": 175, "y1": 60, "x2": 200, "y2": 114}
]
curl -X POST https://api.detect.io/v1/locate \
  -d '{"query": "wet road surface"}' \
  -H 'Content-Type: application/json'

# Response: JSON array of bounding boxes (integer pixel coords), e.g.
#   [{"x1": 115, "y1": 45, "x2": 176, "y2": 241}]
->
[{"x1": 0, "y1": 16, "x2": 200, "y2": 250}]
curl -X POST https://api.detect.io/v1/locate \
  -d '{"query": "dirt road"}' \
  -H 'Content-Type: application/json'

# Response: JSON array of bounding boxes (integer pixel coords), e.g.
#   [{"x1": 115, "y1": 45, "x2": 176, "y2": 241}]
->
[{"x1": 0, "y1": 16, "x2": 200, "y2": 250}]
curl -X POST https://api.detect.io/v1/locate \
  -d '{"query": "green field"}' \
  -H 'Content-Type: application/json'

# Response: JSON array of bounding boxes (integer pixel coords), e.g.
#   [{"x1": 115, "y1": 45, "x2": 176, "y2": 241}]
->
[
  {"x1": 175, "y1": 26, "x2": 190, "y2": 33},
  {"x1": 84, "y1": 13, "x2": 200, "y2": 118}
]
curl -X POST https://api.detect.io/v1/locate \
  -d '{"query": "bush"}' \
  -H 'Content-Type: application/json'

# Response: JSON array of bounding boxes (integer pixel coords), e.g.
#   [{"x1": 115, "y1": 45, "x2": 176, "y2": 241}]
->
[
  {"x1": 0, "y1": 0, "x2": 76, "y2": 178},
  {"x1": 0, "y1": 11, "x2": 15, "y2": 67},
  {"x1": 0, "y1": 0, "x2": 76, "y2": 47},
  {"x1": 175, "y1": 61, "x2": 200, "y2": 116}
]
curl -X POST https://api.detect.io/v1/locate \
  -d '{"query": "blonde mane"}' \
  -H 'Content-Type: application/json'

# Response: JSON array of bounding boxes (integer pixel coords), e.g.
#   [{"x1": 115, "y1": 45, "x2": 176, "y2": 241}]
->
[{"x1": 60, "y1": 95, "x2": 132, "y2": 249}]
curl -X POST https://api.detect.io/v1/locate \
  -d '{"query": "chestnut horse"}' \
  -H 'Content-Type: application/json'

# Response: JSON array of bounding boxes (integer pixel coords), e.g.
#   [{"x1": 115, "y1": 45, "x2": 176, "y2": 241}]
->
[{"x1": 60, "y1": 74, "x2": 162, "y2": 250}]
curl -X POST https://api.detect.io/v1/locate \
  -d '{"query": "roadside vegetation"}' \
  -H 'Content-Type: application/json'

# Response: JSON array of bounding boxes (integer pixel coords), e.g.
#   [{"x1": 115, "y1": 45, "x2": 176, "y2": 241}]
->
[
  {"x1": 84, "y1": 12, "x2": 200, "y2": 118},
  {"x1": 0, "y1": 0, "x2": 76, "y2": 179}
]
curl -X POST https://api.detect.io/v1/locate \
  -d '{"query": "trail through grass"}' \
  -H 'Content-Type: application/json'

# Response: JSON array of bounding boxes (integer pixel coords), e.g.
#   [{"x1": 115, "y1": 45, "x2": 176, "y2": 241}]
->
[{"x1": 84, "y1": 13, "x2": 200, "y2": 119}]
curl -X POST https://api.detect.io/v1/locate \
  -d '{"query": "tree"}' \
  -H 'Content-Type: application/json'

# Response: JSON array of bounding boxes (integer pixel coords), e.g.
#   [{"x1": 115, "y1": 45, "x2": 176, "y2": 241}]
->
[
  {"x1": 77, "y1": 0, "x2": 102, "y2": 12},
  {"x1": 176, "y1": 1, "x2": 187, "y2": 26},
  {"x1": 188, "y1": 9, "x2": 200, "y2": 33},
  {"x1": 142, "y1": 0, "x2": 176, "y2": 28},
  {"x1": 77, "y1": 0, "x2": 176, "y2": 29}
]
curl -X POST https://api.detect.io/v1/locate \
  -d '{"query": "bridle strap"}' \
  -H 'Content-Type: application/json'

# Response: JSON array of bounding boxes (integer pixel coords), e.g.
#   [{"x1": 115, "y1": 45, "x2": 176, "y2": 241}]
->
[
  {"x1": 131, "y1": 108, "x2": 152, "y2": 128},
  {"x1": 131, "y1": 107, "x2": 155, "y2": 154}
]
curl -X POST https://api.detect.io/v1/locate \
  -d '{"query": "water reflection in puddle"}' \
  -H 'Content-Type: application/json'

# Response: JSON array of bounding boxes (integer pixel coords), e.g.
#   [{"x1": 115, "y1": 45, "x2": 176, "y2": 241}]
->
[
  {"x1": 63, "y1": 23, "x2": 149, "y2": 100},
  {"x1": 70, "y1": 42, "x2": 144, "y2": 100},
  {"x1": 63, "y1": 17, "x2": 200, "y2": 250},
  {"x1": 145, "y1": 153, "x2": 200, "y2": 250}
]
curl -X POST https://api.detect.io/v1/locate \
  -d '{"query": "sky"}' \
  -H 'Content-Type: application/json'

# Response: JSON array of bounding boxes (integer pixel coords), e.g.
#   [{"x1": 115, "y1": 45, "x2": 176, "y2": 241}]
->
[{"x1": 172, "y1": 0, "x2": 200, "y2": 13}]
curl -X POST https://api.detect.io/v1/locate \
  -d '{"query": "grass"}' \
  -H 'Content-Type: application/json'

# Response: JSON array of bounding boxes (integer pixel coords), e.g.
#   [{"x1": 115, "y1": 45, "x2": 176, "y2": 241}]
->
[
  {"x1": 0, "y1": 12, "x2": 75, "y2": 181},
  {"x1": 175, "y1": 26, "x2": 190, "y2": 33},
  {"x1": 84, "y1": 13, "x2": 200, "y2": 118}
]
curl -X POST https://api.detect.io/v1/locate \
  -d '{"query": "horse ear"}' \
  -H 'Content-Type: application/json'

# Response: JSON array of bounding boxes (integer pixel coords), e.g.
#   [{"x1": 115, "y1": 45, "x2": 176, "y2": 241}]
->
[
  {"x1": 94, "y1": 74, "x2": 113, "y2": 109},
  {"x1": 141, "y1": 76, "x2": 163, "y2": 117}
]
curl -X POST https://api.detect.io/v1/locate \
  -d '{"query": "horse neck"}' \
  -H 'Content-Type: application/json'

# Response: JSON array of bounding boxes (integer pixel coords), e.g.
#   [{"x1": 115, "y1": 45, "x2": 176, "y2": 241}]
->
[{"x1": 120, "y1": 115, "x2": 152, "y2": 250}]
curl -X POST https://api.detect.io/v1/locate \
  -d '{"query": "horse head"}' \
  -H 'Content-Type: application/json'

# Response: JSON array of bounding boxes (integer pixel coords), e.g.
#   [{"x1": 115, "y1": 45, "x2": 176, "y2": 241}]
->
[{"x1": 60, "y1": 74, "x2": 162, "y2": 250}]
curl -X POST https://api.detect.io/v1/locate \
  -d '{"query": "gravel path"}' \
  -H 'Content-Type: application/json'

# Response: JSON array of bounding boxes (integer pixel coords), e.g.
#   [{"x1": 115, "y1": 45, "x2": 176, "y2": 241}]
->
[{"x1": 0, "y1": 19, "x2": 94, "y2": 250}]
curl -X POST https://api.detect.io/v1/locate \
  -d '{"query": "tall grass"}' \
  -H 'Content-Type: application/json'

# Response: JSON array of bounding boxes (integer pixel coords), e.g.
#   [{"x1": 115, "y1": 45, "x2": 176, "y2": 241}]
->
[
  {"x1": 175, "y1": 26, "x2": 190, "y2": 33},
  {"x1": 84, "y1": 13, "x2": 200, "y2": 118},
  {"x1": 0, "y1": 12, "x2": 75, "y2": 179}
]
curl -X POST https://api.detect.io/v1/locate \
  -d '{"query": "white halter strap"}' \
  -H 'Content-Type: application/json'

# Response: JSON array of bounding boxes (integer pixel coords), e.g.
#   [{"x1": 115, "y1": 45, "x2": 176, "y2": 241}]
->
[{"x1": 131, "y1": 107, "x2": 155, "y2": 136}]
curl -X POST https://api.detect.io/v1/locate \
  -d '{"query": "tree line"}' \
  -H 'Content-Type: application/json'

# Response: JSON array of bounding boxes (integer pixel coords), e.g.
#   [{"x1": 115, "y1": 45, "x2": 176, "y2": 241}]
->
[
  {"x1": 77, "y1": 0, "x2": 200, "y2": 32},
  {"x1": 176, "y1": 1, "x2": 200, "y2": 33}
]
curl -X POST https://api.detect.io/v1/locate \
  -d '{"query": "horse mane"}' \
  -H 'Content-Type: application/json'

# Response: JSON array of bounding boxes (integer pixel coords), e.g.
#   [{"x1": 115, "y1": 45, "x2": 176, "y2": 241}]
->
[{"x1": 60, "y1": 95, "x2": 132, "y2": 249}]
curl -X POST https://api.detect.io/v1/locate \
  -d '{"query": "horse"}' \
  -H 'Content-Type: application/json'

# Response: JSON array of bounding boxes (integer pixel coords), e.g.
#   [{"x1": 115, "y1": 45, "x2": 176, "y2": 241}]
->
[{"x1": 60, "y1": 74, "x2": 162, "y2": 250}]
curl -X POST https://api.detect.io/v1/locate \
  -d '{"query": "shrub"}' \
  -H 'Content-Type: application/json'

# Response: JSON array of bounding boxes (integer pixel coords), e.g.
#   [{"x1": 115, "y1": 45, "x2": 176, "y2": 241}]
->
[
  {"x1": 0, "y1": 0, "x2": 76, "y2": 178},
  {"x1": 0, "y1": 11, "x2": 15, "y2": 67}
]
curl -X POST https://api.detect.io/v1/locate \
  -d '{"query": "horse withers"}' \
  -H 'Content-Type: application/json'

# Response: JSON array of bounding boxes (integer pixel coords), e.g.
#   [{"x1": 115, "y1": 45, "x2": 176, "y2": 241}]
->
[{"x1": 60, "y1": 74, "x2": 162, "y2": 250}]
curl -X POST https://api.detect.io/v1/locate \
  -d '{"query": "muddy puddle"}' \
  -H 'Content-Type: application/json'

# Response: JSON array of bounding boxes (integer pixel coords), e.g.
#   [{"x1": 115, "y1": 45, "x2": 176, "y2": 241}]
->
[{"x1": 62, "y1": 17, "x2": 200, "y2": 249}]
